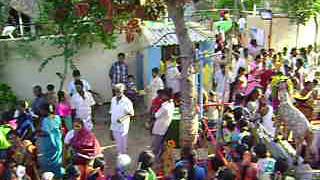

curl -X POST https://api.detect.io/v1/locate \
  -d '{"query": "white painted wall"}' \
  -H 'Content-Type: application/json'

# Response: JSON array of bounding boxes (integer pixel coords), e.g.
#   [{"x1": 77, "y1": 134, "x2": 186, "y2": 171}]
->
[
  {"x1": 0, "y1": 33, "x2": 150, "y2": 102},
  {"x1": 246, "y1": 16, "x2": 320, "y2": 50}
]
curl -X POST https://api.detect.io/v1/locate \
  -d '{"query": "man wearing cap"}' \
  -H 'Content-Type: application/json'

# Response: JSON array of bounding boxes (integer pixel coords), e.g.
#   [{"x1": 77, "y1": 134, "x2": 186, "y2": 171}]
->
[{"x1": 109, "y1": 83, "x2": 134, "y2": 154}]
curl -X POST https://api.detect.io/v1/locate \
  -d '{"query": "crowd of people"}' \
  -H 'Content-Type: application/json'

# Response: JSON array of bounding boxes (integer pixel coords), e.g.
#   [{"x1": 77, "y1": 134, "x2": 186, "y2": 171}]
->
[{"x1": 1, "y1": 22, "x2": 320, "y2": 179}]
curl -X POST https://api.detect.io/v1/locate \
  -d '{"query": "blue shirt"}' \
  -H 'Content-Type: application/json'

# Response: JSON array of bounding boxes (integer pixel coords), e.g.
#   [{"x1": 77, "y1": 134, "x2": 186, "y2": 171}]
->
[{"x1": 176, "y1": 160, "x2": 206, "y2": 180}]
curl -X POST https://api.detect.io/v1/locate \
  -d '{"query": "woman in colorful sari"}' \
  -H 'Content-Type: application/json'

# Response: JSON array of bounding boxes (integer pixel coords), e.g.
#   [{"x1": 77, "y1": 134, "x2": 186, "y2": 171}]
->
[
  {"x1": 37, "y1": 103, "x2": 64, "y2": 179},
  {"x1": 294, "y1": 81, "x2": 316, "y2": 121},
  {"x1": 64, "y1": 118, "x2": 102, "y2": 180}
]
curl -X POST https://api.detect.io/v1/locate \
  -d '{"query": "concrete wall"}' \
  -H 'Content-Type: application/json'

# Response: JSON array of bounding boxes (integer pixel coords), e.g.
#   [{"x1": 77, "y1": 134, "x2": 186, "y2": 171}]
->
[
  {"x1": 246, "y1": 15, "x2": 320, "y2": 50},
  {"x1": 0, "y1": 33, "x2": 149, "y2": 102}
]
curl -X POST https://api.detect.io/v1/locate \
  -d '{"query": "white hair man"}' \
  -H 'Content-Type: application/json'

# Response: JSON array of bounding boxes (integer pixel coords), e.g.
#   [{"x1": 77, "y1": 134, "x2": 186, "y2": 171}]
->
[{"x1": 109, "y1": 83, "x2": 134, "y2": 154}]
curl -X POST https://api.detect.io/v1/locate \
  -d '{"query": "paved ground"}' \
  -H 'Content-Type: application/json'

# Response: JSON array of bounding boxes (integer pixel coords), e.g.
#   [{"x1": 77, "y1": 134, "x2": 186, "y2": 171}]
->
[{"x1": 92, "y1": 103, "x2": 152, "y2": 175}]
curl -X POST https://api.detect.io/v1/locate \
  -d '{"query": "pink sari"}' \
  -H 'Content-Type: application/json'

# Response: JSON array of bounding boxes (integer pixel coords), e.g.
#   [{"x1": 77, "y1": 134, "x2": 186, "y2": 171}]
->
[{"x1": 70, "y1": 128, "x2": 102, "y2": 165}]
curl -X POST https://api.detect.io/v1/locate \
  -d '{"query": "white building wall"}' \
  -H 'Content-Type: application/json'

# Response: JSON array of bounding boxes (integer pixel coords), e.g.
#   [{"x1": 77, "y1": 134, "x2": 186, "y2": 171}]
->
[{"x1": 0, "y1": 33, "x2": 148, "y2": 102}]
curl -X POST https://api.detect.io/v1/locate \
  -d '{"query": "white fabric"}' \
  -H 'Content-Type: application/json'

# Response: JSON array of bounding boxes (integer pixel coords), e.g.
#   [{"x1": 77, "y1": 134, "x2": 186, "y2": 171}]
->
[
  {"x1": 257, "y1": 157, "x2": 276, "y2": 180},
  {"x1": 261, "y1": 105, "x2": 276, "y2": 138},
  {"x1": 166, "y1": 64, "x2": 181, "y2": 94},
  {"x1": 235, "y1": 57, "x2": 247, "y2": 75},
  {"x1": 238, "y1": 17, "x2": 246, "y2": 30},
  {"x1": 148, "y1": 76, "x2": 164, "y2": 100},
  {"x1": 113, "y1": 131, "x2": 128, "y2": 154},
  {"x1": 214, "y1": 70, "x2": 231, "y2": 102},
  {"x1": 70, "y1": 91, "x2": 95, "y2": 130},
  {"x1": 64, "y1": 130, "x2": 75, "y2": 145},
  {"x1": 110, "y1": 96, "x2": 134, "y2": 135},
  {"x1": 152, "y1": 100, "x2": 175, "y2": 135},
  {"x1": 42, "y1": 172, "x2": 54, "y2": 180},
  {"x1": 68, "y1": 79, "x2": 91, "y2": 96}
]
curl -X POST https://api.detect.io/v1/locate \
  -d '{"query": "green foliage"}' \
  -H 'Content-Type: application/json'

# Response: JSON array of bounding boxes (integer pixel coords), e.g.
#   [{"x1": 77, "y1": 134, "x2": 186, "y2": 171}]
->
[
  {"x1": 281, "y1": 0, "x2": 319, "y2": 25},
  {"x1": 34, "y1": 0, "x2": 130, "y2": 88},
  {"x1": 0, "y1": 2, "x2": 9, "y2": 28},
  {"x1": 215, "y1": 0, "x2": 262, "y2": 11},
  {"x1": 0, "y1": 83, "x2": 17, "y2": 111}
]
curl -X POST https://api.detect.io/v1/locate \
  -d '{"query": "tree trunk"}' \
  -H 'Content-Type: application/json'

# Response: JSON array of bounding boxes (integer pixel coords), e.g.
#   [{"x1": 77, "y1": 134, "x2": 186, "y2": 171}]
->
[
  {"x1": 314, "y1": 16, "x2": 318, "y2": 52},
  {"x1": 59, "y1": 42, "x2": 69, "y2": 91},
  {"x1": 296, "y1": 23, "x2": 300, "y2": 47},
  {"x1": 166, "y1": 1, "x2": 198, "y2": 148}
]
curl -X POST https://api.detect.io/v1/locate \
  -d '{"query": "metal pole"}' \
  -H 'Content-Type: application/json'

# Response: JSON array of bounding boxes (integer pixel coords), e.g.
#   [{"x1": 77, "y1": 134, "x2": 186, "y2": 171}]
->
[
  {"x1": 196, "y1": 49, "x2": 204, "y2": 120},
  {"x1": 199, "y1": 53, "x2": 204, "y2": 120},
  {"x1": 18, "y1": 12, "x2": 24, "y2": 36},
  {"x1": 268, "y1": 18, "x2": 273, "y2": 49}
]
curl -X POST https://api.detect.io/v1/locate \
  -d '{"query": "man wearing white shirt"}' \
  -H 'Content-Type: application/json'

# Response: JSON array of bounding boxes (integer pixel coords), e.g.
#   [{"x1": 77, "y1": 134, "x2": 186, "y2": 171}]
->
[
  {"x1": 151, "y1": 89, "x2": 175, "y2": 159},
  {"x1": 147, "y1": 68, "x2": 164, "y2": 109},
  {"x1": 68, "y1": 69, "x2": 92, "y2": 96},
  {"x1": 110, "y1": 83, "x2": 134, "y2": 154},
  {"x1": 166, "y1": 59, "x2": 181, "y2": 95},
  {"x1": 71, "y1": 80, "x2": 95, "y2": 130}
]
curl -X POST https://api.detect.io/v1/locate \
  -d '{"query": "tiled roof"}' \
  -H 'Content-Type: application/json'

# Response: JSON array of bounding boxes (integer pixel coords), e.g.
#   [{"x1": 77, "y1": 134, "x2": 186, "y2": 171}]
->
[{"x1": 141, "y1": 21, "x2": 213, "y2": 46}]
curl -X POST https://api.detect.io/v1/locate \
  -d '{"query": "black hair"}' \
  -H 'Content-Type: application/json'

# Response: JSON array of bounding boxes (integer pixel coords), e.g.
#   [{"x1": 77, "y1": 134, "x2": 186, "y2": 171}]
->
[
  {"x1": 174, "y1": 166, "x2": 188, "y2": 180},
  {"x1": 179, "y1": 147, "x2": 197, "y2": 180},
  {"x1": 46, "y1": 84, "x2": 55, "y2": 91},
  {"x1": 118, "y1": 53, "x2": 125, "y2": 58},
  {"x1": 133, "y1": 170, "x2": 149, "y2": 180},
  {"x1": 210, "y1": 155, "x2": 224, "y2": 172},
  {"x1": 296, "y1": 58, "x2": 304, "y2": 66},
  {"x1": 237, "y1": 67, "x2": 246, "y2": 75},
  {"x1": 66, "y1": 165, "x2": 81, "y2": 178},
  {"x1": 74, "y1": 79, "x2": 84, "y2": 87},
  {"x1": 235, "y1": 144, "x2": 247, "y2": 158},
  {"x1": 217, "y1": 168, "x2": 236, "y2": 180},
  {"x1": 72, "y1": 69, "x2": 81, "y2": 77},
  {"x1": 138, "y1": 150, "x2": 155, "y2": 170},
  {"x1": 274, "y1": 158, "x2": 288, "y2": 175},
  {"x1": 241, "y1": 134, "x2": 255, "y2": 150},
  {"x1": 163, "y1": 88, "x2": 173, "y2": 98},
  {"x1": 152, "y1": 68, "x2": 160, "y2": 74},
  {"x1": 57, "y1": 91, "x2": 65, "y2": 102},
  {"x1": 234, "y1": 93, "x2": 245, "y2": 106},
  {"x1": 39, "y1": 103, "x2": 55, "y2": 115},
  {"x1": 33, "y1": 85, "x2": 42, "y2": 92},
  {"x1": 226, "y1": 120, "x2": 236, "y2": 131},
  {"x1": 156, "y1": 89, "x2": 165, "y2": 96},
  {"x1": 128, "y1": 75, "x2": 135, "y2": 79},
  {"x1": 254, "y1": 143, "x2": 267, "y2": 159},
  {"x1": 93, "y1": 157, "x2": 105, "y2": 169},
  {"x1": 250, "y1": 39, "x2": 257, "y2": 45}
]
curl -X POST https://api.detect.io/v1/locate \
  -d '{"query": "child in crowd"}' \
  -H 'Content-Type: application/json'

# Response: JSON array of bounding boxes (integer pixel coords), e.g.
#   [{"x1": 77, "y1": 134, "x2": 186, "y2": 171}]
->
[
  {"x1": 56, "y1": 91, "x2": 73, "y2": 131},
  {"x1": 133, "y1": 170, "x2": 149, "y2": 180},
  {"x1": 206, "y1": 90, "x2": 220, "y2": 128},
  {"x1": 137, "y1": 150, "x2": 157, "y2": 180},
  {"x1": 46, "y1": 84, "x2": 58, "y2": 105},
  {"x1": 173, "y1": 166, "x2": 188, "y2": 180},
  {"x1": 126, "y1": 75, "x2": 138, "y2": 102},
  {"x1": 110, "y1": 154, "x2": 132, "y2": 180},
  {"x1": 254, "y1": 143, "x2": 276, "y2": 180},
  {"x1": 14, "y1": 100, "x2": 36, "y2": 141},
  {"x1": 87, "y1": 157, "x2": 106, "y2": 180},
  {"x1": 147, "y1": 89, "x2": 165, "y2": 131},
  {"x1": 175, "y1": 147, "x2": 206, "y2": 180}
]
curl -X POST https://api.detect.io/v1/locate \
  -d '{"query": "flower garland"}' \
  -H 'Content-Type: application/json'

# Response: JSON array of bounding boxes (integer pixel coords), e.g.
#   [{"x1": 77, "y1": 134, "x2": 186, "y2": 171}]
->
[{"x1": 271, "y1": 74, "x2": 294, "y2": 98}]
